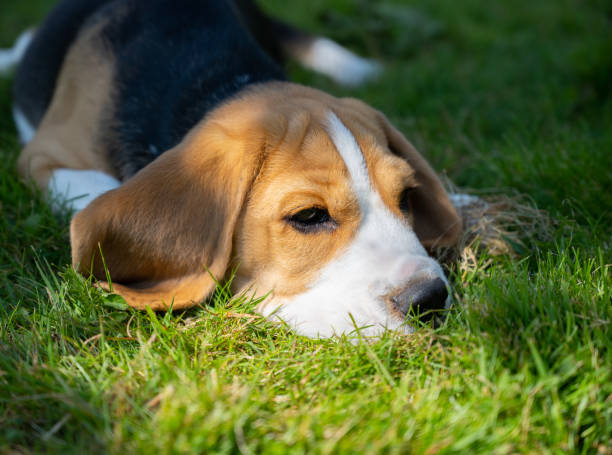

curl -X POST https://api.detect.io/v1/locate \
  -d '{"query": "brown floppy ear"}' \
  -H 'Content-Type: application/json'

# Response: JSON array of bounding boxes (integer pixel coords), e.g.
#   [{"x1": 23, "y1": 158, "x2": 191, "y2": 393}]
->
[
  {"x1": 378, "y1": 112, "x2": 462, "y2": 248},
  {"x1": 71, "y1": 108, "x2": 284, "y2": 310}
]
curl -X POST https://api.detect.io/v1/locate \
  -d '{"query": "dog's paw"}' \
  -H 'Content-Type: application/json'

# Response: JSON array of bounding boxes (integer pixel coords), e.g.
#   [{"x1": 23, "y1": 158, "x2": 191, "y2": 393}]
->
[{"x1": 48, "y1": 169, "x2": 121, "y2": 214}]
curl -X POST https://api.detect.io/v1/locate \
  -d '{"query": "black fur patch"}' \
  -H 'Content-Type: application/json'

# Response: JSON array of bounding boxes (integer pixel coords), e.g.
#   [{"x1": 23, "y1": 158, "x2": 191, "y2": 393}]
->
[{"x1": 100, "y1": 0, "x2": 286, "y2": 178}]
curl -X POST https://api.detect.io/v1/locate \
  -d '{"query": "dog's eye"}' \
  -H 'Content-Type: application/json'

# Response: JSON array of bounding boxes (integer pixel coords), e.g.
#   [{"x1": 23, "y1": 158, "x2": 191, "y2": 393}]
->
[
  {"x1": 399, "y1": 187, "x2": 416, "y2": 215},
  {"x1": 286, "y1": 207, "x2": 335, "y2": 233}
]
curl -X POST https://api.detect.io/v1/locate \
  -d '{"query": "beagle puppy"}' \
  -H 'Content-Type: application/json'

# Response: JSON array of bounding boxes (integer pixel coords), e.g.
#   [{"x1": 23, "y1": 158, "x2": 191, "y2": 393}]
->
[{"x1": 9, "y1": 0, "x2": 462, "y2": 337}]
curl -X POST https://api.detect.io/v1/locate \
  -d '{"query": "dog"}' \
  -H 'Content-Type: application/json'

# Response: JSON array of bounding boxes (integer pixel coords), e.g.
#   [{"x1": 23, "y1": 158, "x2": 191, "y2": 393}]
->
[{"x1": 3, "y1": 0, "x2": 462, "y2": 337}]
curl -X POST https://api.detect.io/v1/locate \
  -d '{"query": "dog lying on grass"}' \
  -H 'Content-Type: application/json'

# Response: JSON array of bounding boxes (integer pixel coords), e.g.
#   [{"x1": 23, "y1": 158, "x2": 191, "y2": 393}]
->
[{"x1": 2, "y1": 0, "x2": 468, "y2": 338}]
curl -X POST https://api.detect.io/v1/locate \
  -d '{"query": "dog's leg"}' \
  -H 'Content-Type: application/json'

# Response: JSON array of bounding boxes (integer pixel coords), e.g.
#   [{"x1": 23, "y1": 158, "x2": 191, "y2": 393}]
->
[
  {"x1": 0, "y1": 29, "x2": 34, "y2": 74},
  {"x1": 16, "y1": 16, "x2": 121, "y2": 214},
  {"x1": 234, "y1": 0, "x2": 381, "y2": 86},
  {"x1": 48, "y1": 169, "x2": 120, "y2": 213}
]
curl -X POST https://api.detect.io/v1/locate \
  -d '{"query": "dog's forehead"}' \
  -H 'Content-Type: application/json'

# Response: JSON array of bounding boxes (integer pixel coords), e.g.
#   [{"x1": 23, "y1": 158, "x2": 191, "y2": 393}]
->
[
  {"x1": 267, "y1": 107, "x2": 404, "y2": 181},
  {"x1": 305, "y1": 110, "x2": 415, "y2": 198},
  {"x1": 245, "y1": 109, "x2": 413, "y2": 224}
]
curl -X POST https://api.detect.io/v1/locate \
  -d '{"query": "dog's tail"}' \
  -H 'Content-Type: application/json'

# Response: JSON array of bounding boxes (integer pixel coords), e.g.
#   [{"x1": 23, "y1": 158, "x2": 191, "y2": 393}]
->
[
  {"x1": 0, "y1": 29, "x2": 35, "y2": 75},
  {"x1": 234, "y1": 0, "x2": 382, "y2": 87}
]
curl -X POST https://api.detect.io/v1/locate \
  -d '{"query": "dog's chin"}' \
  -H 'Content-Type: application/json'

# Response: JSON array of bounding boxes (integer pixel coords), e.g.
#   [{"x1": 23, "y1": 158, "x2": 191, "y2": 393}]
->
[{"x1": 256, "y1": 297, "x2": 416, "y2": 339}]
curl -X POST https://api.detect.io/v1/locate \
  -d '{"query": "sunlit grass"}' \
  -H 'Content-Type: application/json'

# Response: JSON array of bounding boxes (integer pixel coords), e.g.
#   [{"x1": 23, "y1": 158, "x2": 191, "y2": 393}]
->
[{"x1": 1, "y1": 0, "x2": 610, "y2": 453}]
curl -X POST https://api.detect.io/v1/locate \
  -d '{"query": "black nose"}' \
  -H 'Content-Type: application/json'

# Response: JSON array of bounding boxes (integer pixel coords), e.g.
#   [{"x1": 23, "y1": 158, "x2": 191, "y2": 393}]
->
[{"x1": 388, "y1": 278, "x2": 449, "y2": 321}]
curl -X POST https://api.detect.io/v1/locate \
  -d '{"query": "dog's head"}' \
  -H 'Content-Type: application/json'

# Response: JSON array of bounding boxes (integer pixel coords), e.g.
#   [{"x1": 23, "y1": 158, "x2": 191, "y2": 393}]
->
[{"x1": 71, "y1": 83, "x2": 461, "y2": 337}]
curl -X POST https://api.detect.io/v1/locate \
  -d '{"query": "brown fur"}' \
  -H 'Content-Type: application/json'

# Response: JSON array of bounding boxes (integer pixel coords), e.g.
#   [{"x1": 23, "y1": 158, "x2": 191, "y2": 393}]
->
[
  {"x1": 71, "y1": 96, "x2": 287, "y2": 309},
  {"x1": 67, "y1": 83, "x2": 461, "y2": 310}
]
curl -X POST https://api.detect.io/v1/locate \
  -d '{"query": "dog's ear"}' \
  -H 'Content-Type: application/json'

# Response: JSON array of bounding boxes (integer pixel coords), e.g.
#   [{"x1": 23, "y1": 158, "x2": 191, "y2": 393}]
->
[
  {"x1": 377, "y1": 112, "x2": 462, "y2": 248},
  {"x1": 70, "y1": 106, "x2": 285, "y2": 310}
]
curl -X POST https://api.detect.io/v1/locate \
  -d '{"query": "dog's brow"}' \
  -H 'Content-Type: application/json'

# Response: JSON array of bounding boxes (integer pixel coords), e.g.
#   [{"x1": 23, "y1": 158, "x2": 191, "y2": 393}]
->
[{"x1": 326, "y1": 112, "x2": 371, "y2": 207}]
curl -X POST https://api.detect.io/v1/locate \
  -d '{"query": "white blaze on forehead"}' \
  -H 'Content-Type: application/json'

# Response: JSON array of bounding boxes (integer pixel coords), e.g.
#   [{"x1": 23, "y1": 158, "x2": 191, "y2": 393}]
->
[
  {"x1": 326, "y1": 112, "x2": 371, "y2": 205},
  {"x1": 324, "y1": 111, "x2": 430, "y2": 266}
]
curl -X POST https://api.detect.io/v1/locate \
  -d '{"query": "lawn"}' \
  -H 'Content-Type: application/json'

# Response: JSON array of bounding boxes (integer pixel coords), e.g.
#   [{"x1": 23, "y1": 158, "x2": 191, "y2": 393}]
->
[{"x1": 1, "y1": 0, "x2": 611, "y2": 453}]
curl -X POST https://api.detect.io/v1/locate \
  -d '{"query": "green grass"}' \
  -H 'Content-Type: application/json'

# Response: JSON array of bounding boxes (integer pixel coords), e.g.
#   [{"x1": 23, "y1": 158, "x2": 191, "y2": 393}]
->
[{"x1": 1, "y1": 0, "x2": 611, "y2": 453}]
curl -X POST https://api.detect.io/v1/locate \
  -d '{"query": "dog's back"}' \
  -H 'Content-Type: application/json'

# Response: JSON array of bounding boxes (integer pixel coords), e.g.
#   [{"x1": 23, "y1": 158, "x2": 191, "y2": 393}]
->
[{"x1": 14, "y1": 0, "x2": 287, "y2": 177}]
